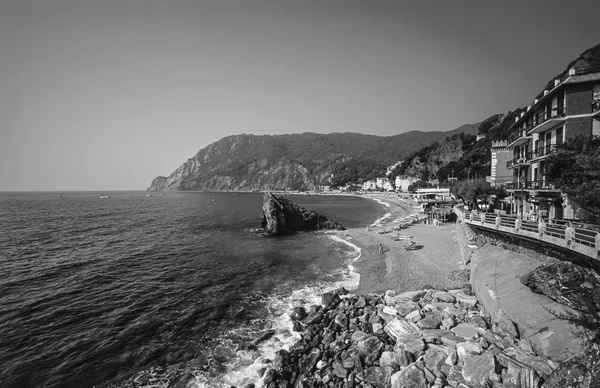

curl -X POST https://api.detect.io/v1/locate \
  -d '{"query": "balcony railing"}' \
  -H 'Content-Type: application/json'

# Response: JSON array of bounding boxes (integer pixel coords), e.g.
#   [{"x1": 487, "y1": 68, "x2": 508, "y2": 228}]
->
[
  {"x1": 528, "y1": 143, "x2": 563, "y2": 160},
  {"x1": 506, "y1": 156, "x2": 530, "y2": 168},
  {"x1": 507, "y1": 129, "x2": 529, "y2": 144},
  {"x1": 507, "y1": 107, "x2": 566, "y2": 143},
  {"x1": 503, "y1": 179, "x2": 556, "y2": 190},
  {"x1": 506, "y1": 144, "x2": 564, "y2": 168},
  {"x1": 533, "y1": 107, "x2": 565, "y2": 127},
  {"x1": 455, "y1": 206, "x2": 600, "y2": 261}
]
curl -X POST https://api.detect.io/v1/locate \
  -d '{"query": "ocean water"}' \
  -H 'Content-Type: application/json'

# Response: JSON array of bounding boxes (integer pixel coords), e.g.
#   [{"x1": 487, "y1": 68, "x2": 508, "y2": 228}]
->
[{"x1": 0, "y1": 192, "x2": 386, "y2": 388}]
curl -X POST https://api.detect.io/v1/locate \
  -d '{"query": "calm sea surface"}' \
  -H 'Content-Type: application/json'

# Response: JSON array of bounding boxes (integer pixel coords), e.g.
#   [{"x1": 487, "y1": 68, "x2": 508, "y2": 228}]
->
[{"x1": 0, "y1": 192, "x2": 386, "y2": 388}]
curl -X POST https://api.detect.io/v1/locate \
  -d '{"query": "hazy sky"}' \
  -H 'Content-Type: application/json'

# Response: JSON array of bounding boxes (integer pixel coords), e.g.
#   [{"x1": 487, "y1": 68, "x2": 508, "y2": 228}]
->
[{"x1": 1, "y1": 0, "x2": 599, "y2": 190}]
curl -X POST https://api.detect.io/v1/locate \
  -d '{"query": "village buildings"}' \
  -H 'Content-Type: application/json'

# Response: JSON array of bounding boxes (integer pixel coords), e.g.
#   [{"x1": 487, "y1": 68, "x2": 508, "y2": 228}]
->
[{"x1": 501, "y1": 61, "x2": 600, "y2": 220}]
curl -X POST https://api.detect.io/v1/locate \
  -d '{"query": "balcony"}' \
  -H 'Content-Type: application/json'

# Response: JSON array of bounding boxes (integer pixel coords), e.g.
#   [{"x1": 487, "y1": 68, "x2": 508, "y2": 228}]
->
[
  {"x1": 528, "y1": 143, "x2": 563, "y2": 161},
  {"x1": 506, "y1": 129, "x2": 532, "y2": 148},
  {"x1": 504, "y1": 179, "x2": 557, "y2": 191},
  {"x1": 528, "y1": 107, "x2": 566, "y2": 134},
  {"x1": 506, "y1": 156, "x2": 531, "y2": 168}
]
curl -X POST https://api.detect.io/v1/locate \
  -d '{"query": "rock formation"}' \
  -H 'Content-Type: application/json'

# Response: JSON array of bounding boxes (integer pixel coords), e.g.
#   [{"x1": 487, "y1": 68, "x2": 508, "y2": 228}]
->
[
  {"x1": 260, "y1": 192, "x2": 345, "y2": 235},
  {"x1": 521, "y1": 261, "x2": 600, "y2": 315},
  {"x1": 253, "y1": 286, "x2": 558, "y2": 388}
]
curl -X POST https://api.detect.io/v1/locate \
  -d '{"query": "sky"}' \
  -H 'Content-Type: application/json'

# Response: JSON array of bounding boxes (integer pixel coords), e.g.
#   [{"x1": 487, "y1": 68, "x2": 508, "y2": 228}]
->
[{"x1": 1, "y1": 0, "x2": 599, "y2": 191}]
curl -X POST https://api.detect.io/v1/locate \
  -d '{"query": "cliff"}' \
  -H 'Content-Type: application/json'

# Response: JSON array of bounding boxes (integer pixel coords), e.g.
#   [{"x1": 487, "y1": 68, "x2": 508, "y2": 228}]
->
[
  {"x1": 392, "y1": 111, "x2": 523, "y2": 182},
  {"x1": 147, "y1": 125, "x2": 479, "y2": 192}
]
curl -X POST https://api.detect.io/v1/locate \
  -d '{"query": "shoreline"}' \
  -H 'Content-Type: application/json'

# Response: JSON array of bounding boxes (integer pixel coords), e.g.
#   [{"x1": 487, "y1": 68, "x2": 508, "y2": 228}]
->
[{"x1": 332, "y1": 193, "x2": 468, "y2": 294}]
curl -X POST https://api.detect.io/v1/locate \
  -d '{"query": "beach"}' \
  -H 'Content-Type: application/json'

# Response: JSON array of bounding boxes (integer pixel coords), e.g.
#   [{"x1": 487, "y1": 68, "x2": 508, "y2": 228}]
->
[{"x1": 333, "y1": 193, "x2": 468, "y2": 294}]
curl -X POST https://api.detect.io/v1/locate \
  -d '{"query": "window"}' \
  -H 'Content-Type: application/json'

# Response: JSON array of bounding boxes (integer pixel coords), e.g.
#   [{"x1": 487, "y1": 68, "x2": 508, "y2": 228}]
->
[{"x1": 556, "y1": 127, "x2": 563, "y2": 146}]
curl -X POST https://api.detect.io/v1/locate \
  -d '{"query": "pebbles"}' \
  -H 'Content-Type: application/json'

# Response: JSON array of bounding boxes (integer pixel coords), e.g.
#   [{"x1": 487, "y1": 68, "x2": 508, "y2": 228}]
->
[{"x1": 245, "y1": 286, "x2": 558, "y2": 388}]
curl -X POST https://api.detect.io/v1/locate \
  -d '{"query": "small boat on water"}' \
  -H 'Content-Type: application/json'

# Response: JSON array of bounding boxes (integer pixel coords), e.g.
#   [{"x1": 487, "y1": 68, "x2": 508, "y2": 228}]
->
[
  {"x1": 100, "y1": 195, "x2": 111, "y2": 199},
  {"x1": 145, "y1": 194, "x2": 152, "y2": 197}
]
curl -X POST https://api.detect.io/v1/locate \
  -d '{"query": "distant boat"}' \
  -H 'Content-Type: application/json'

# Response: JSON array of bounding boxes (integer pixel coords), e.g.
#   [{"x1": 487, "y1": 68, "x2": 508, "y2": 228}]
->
[
  {"x1": 145, "y1": 194, "x2": 152, "y2": 197},
  {"x1": 100, "y1": 195, "x2": 111, "y2": 199},
  {"x1": 211, "y1": 199, "x2": 217, "y2": 202}
]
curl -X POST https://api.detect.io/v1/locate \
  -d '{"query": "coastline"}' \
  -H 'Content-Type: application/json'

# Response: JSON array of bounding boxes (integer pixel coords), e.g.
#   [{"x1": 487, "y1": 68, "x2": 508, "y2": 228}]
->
[{"x1": 332, "y1": 192, "x2": 468, "y2": 294}]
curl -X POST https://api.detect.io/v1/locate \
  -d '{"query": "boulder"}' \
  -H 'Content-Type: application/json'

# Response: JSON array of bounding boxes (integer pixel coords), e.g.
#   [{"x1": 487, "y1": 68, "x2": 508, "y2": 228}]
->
[
  {"x1": 462, "y1": 353, "x2": 497, "y2": 386},
  {"x1": 395, "y1": 302, "x2": 421, "y2": 316},
  {"x1": 542, "y1": 344, "x2": 600, "y2": 388},
  {"x1": 393, "y1": 290, "x2": 426, "y2": 303},
  {"x1": 303, "y1": 311, "x2": 323, "y2": 325},
  {"x1": 272, "y1": 349, "x2": 289, "y2": 370},
  {"x1": 417, "y1": 313, "x2": 442, "y2": 329},
  {"x1": 289, "y1": 307, "x2": 307, "y2": 321},
  {"x1": 391, "y1": 365, "x2": 428, "y2": 388},
  {"x1": 379, "y1": 351, "x2": 402, "y2": 370},
  {"x1": 334, "y1": 312, "x2": 348, "y2": 329},
  {"x1": 421, "y1": 329, "x2": 454, "y2": 343},
  {"x1": 406, "y1": 309, "x2": 423, "y2": 323},
  {"x1": 433, "y1": 291, "x2": 456, "y2": 303},
  {"x1": 384, "y1": 318, "x2": 422, "y2": 341},
  {"x1": 260, "y1": 192, "x2": 345, "y2": 235},
  {"x1": 394, "y1": 336, "x2": 426, "y2": 357},
  {"x1": 451, "y1": 323, "x2": 482, "y2": 340},
  {"x1": 355, "y1": 296, "x2": 367, "y2": 309},
  {"x1": 298, "y1": 348, "x2": 321, "y2": 376},
  {"x1": 424, "y1": 347, "x2": 448, "y2": 371},
  {"x1": 361, "y1": 366, "x2": 387, "y2": 387},
  {"x1": 521, "y1": 261, "x2": 600, "y2": 314},
  {"x1": 456, "y1": 342, "x2": 482, "y2": 359},
  {"x1": 347, "y1": 330, "x2": 384, "y2": 366}
]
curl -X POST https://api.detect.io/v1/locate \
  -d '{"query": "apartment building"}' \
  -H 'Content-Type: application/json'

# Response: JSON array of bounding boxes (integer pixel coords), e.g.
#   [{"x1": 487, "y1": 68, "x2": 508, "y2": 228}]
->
[
  {"x1": 394, "y1": 176, "x2": 419, "y2": 192},
  {"x1": 503, "y1": 58, "x2": 600, "y2": 220}
]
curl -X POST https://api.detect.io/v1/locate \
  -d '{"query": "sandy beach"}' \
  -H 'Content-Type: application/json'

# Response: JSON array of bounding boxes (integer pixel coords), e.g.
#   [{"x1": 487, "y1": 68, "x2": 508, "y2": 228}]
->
[{"x1": 332, "y1": 193, "x2": 468, "y2": 294}]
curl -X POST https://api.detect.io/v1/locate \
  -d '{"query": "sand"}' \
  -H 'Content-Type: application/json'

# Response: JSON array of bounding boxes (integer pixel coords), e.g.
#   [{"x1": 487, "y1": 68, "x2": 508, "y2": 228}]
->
[{"x1": 331, "y1": 193, "x2": 468, "y2": 294}]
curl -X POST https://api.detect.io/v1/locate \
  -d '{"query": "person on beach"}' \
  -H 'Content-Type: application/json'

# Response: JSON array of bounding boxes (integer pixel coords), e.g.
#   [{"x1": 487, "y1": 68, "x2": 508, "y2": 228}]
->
[
  {"x1": 409, "y1": 240, "x2": 417, "y2": 249},
  {"x1": 378, "y1": 243, "x2": 384, "y2": 255}
]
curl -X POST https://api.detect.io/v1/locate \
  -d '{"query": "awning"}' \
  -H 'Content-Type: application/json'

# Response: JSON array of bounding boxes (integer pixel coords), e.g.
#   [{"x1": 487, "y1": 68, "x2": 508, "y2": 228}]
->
[{"x1": 530, "y1": 196, "x2": 562, "y2": 203}]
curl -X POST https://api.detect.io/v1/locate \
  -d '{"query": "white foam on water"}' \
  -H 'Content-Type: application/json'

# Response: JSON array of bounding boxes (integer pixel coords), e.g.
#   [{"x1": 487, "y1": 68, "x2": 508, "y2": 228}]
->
[
  {"x1": 371, "y1": 211, "x2": 392, "y2": 227},
  {"x1": 190, "y1": 235, "x2": 363, "y2": 388},
  {"x1": 326, "y1": 234, "x2": 362, "y2": 291}
]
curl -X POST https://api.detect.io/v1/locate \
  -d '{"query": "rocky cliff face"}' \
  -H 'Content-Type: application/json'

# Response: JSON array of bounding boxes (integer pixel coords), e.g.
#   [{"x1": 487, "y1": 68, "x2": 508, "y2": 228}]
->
[
  {"x1": 260, "y1": 192, "x2": 345, "y2": 235},
  {"x1": 147, "y1": 127, "x2": 479, "y2": 192}
]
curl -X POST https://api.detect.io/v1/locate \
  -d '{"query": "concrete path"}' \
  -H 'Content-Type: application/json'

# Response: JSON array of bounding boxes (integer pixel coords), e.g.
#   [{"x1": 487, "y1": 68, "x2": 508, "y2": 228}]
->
[{"x1": 470, "y1": 244, "x2": 587, "y2": 362}]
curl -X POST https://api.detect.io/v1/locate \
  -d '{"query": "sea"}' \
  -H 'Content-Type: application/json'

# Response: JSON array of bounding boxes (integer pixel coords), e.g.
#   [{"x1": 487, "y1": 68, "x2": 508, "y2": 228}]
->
[{"x1": 0, "y1": 191, "x2": 391, "y2": 388}]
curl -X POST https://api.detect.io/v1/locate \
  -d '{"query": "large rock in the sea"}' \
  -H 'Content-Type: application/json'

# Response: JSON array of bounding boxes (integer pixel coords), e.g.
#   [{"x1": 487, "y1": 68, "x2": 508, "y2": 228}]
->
[{"x1": 260, "y1": 192, "x2": 345, "y2": 235}]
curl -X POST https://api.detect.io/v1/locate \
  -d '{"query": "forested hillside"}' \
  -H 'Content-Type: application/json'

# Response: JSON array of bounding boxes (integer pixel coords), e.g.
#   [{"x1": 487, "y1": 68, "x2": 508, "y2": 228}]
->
[
  {"x1": 148, "y1": 124, "x2": 479, "y2": 192},
  {"x1": 391, "y1": 110, "x2": 524, "y2": 182}
]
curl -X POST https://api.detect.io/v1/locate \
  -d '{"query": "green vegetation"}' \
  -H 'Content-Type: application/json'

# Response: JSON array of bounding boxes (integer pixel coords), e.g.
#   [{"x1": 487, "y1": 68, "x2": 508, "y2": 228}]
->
[
  {"x1": 407, "y1": 180, "x2": 436, "y2": 193},
  {"x1": 546, "y1": 135, "x2": 600, "y2": 221},
  {"x1": 451, "y1": 178, "x2": 507, "y2": 211}
]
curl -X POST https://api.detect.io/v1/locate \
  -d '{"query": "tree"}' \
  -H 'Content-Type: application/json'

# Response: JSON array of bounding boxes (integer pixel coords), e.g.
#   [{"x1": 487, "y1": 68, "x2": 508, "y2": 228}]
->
[
  {"x1": 408, "y1": 180, "x2": 434, "y2": 193},
  {"x1": 451, "y1": 178, "x2": 506, "y2": 210},
  {"x1": 546, "y1": 135, "x2": 600, "y2": 220}
]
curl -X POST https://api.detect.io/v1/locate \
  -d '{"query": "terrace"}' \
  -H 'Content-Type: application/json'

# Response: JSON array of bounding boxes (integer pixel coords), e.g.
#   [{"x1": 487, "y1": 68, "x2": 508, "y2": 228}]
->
[
  {"x1": 454, "y1": 207, "x2": 600, "y2": 262},
  {"x1": 506, "y1": 144, "x2": 563, "y2": 168}
]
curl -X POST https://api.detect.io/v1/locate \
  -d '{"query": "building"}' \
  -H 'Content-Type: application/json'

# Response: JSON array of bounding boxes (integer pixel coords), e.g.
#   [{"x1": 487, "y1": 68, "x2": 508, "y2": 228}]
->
[
  {"x1": 375, "y1": 177, "x2": 388, "y2": 190},
  {"x1": 414, "y1": 188, "x2": 453, "y2": 206},
  {"x1": 501, "y1": 58, "x2": 600, "y2": 220},
  {"x1": 490, "y1": 140, "x2": 512, "y2": 187},
  {"x1": 362, "y1": 180, "x2": 376, "y2": 191},
  {"x1": 394, "y1": 176, "x2": 419, "y2": 192}
]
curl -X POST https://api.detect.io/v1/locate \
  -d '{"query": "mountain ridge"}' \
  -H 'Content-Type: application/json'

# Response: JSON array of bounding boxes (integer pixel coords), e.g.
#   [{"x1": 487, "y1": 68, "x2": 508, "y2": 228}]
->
[{"x1": 147, "y1": 124, "x2": 479, "y2": 192}]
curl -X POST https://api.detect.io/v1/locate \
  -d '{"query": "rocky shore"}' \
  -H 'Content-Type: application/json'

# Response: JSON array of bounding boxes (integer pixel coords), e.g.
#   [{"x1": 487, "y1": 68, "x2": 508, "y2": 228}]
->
[{"x1": 241, "y1": 285, "x2": 558, "y2": 388}]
